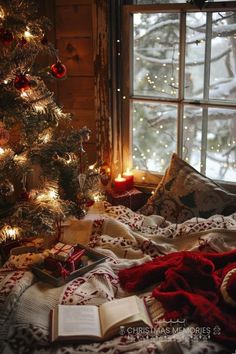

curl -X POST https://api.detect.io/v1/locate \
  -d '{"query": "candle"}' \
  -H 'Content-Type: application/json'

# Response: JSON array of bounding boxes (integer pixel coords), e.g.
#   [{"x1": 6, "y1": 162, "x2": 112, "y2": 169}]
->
[
  {"x1": 122, "y1": 169, "x2": 134, "y2": 190},
  {"x1": 114, "y1": 174, "x2": 126, "y2": 194}
]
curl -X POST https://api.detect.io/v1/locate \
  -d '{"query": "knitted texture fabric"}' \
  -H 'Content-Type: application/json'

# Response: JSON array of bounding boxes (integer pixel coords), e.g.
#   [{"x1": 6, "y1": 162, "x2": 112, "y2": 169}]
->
[{"x1": 118, "y1": 249, "x2": 236, "y2": 349}]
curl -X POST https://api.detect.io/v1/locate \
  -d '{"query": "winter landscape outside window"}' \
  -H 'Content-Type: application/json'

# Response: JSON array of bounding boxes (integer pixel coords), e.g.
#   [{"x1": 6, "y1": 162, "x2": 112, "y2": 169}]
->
[{"x1": 121, "y1": 2, "x2": 236, "y2": 184}]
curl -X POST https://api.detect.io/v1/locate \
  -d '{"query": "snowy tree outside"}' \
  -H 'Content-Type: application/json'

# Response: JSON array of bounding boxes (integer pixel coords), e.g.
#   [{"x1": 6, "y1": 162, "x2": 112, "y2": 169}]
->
[{"x1": 129, "y1": 2, "x2": 236, "y2": 182}]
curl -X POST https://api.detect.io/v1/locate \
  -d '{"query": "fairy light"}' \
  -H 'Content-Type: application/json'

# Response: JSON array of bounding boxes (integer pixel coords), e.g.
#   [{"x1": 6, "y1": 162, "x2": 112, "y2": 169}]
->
[
  {"x1": 21, "y1": 91, "x2": 29, "y2": 98},
  {"x1": 0, "y1": 225, "x2": 20, "y2": 243},
  {"x1": 14, "y1": 154, "x2": 27, "y2": 164},
  {"x1": 0, "y1": 148, "x2": 14, "y2": 160},
  {"x1": 39, "y1": 130, "x2": 52, "y2": 143},
  {"x1": 24, "y1": 28, "x2": 33, "y2": 39},
  {"x1": 34, "y1": 104, "x2": 45, "y2": 113},
  {"x1": 37, "y1": 188, "x2": 58, "y2": 202},
  {"x1": 0, "y1": 7, "x2": 5, "y2": 19}
]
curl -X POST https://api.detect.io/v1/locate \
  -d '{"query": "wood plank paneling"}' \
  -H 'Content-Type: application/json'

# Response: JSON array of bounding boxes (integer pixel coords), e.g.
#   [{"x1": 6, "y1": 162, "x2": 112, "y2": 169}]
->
[
  {"x1": 56, "y1": 0, "x2": 93, "y2": 5},
  {"x1": 56, "y1": 4, "x2": 92, "y2": 37},
  {"x1": 92, "y1": 0, "x2": 111, "y2": 165},
  {"x1": 57, "y1": 38, "x2": 94, "y2": 76},
  {"x1": 63, "y1": 109, "x2": 96, "y2": 134},
  {"x1": 57, "y1": 77, "x2": 94, "y2": 110},
  {"x1": 41, "y1": 0, "x2": 109, "y2": 164}
]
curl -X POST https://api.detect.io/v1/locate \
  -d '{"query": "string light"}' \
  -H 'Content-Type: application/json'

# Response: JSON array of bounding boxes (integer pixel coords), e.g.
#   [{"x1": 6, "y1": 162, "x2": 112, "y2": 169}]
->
[
  {"x1": 39, "y1": 130, "x2": 52, "y2": 143},
  {"x1": 14, "y1": 154, "x2": 27, "y2": 164},
  {"x1": 0, "y1": 225, "x2": 20, "y2": 243},
  {"x1": 0, "y1": 7, "x2": 5, "y2": 19},
  {"x1": 24, "y1": 28, "x2": 33, "y2": 39}
]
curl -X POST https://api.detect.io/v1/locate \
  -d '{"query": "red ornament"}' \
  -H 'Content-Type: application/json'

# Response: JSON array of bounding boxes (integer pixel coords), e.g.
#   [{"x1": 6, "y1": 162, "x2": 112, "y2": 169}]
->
[
  {"x1": 86, "y1": 199, "x2": 95, "y2": 207},
  {"x1": 0, "y1": 29, "x2": 14, "y2": 45},
  {"x1": 14, "y1": 73, "x2": 30, "y2": 91},
  {"x1": 50, "y1": 61, "x2": 67, "y2": 79}
]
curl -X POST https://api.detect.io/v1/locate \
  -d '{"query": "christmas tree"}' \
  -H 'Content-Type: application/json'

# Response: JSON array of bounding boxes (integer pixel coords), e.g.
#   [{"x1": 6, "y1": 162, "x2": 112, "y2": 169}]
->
[{"x1": 0, "y1": 0, "x2": 101, "y2": 244}]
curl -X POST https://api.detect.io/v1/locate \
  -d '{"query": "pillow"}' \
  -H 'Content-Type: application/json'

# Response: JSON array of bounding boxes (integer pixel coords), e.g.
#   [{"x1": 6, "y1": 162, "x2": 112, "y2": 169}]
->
[{"x1": 139, "y1": 153, "x2": 236, "y2": 223}]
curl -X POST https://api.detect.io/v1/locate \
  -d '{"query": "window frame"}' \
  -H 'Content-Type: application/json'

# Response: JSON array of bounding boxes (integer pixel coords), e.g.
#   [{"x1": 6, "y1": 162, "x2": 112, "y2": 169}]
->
[{"x1": 121, "y1": 1, "x2": 236, "y2": 191}]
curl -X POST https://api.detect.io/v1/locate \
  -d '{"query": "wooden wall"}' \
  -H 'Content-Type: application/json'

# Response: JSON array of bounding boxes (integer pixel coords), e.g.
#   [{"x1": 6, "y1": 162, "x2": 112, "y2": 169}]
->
[{"x1": 40, "y1": 0, "x2": 110, "y2": 164}]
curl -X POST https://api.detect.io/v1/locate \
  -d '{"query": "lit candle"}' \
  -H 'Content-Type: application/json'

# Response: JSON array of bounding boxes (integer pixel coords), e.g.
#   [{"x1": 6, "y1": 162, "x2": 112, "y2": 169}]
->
[
  {"x1": 122, "y1": 169, "x2": 134, "y2": 190},
  {"x1": 114, "y1": 174, "x2": 126, "y2": 194}
]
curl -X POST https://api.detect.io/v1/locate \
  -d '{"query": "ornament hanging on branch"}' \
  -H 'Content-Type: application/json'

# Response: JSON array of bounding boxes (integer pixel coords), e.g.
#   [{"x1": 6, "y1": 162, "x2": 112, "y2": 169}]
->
[
  {"x1": 14, "y1": 73, "x2": 31, "y2": 91},
  {"x1": 0, "y1": 29, "x2": 14, "y2": 45},
  {"x1": 50, "y1": 61, "x2": 67, "y2": 79}
]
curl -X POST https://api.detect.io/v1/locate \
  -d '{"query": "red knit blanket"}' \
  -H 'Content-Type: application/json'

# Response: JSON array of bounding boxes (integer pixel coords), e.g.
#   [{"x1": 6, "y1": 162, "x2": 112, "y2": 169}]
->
[{"x1": 119, "y1": 249, "x2": 236, "y2": 349}]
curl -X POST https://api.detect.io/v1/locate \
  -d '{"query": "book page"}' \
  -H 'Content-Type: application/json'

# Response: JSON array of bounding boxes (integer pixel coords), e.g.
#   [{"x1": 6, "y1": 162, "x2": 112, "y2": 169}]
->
[
  {"x1": 58, "y1": 305, "x2": 102, "y2": 338},
  {"x1": 100, "y1": 296, "x2": 141, "y2": 336}
]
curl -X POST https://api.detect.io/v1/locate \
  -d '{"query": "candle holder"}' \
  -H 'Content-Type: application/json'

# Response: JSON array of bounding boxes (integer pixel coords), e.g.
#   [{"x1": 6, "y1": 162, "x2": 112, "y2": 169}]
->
[
  {"x1": 114, "y1": 174, "x2": 126, "y2": 194},
  {"x1": 122, "y1": 169, "x2": 134, "y2": 190}
]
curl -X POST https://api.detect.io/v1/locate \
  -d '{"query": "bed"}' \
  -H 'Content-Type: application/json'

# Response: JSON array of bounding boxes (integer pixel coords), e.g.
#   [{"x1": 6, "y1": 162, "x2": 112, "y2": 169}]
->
[{"x1": 1, "y1": 153, "x2": 236, "y2": 354}]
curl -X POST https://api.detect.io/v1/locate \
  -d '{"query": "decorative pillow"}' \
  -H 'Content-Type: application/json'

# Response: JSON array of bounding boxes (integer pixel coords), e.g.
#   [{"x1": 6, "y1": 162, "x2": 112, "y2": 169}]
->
[{"x1": 139, "y1": 153, "x2": 236, "y2": 223}]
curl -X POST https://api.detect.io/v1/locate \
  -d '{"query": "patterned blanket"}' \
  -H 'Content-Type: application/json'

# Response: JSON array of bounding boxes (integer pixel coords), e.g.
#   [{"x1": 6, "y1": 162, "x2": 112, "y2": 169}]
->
[{"x1": 0, "y1": 202, "x2": 235, "y2": 354}]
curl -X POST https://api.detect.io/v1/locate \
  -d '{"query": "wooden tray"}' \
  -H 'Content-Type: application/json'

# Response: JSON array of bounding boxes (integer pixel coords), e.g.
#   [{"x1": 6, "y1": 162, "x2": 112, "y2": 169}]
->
[{"x1": 31, "y1": 243, "x2": 107, "y2": 287}]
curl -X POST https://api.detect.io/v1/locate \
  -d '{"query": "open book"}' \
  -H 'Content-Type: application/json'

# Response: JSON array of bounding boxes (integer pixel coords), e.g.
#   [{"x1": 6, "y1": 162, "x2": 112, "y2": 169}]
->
[{"x1": 50, "y1": 295, "x2": 153, "y2": 342}]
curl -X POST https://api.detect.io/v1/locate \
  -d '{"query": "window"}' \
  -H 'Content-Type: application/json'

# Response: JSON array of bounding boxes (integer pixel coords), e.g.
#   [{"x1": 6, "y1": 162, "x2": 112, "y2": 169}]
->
[{"x1": 121, "y1": 2, "x2": 236, "y2": 186}]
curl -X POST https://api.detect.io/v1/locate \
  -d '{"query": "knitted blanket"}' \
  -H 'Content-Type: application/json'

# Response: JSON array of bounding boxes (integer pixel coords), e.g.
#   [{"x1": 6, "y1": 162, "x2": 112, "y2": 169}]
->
[{"x1": 0, "y1": 202, "x2": 235, "y2": 354}]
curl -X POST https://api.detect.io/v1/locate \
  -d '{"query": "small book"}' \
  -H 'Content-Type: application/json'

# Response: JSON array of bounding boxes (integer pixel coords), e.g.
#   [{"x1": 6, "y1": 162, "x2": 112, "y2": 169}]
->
[{"x1": 50, "y1": 295, "x2": 153, "y2": 342}]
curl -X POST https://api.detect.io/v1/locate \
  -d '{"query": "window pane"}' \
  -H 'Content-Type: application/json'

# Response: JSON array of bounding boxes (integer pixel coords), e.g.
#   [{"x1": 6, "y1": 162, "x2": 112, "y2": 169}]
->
[
  {"x1": 210, "y1": 12, "x2": 236, "y2": 102},
  {"x1": 206, "y1": 108, "x2": 236, "y2": 182},
  {"x1": 132, "y1": 101, "x2": 177, "y2": 172},
  {"x1": 182, "y1": 106, "x2": 203, "y2": 171},
  {"x1": 133, "y1": 13, "x2": 180, "y2": 98},
  {"x1": 185, "y1": 13, "x2": 206, "y2": 100}
]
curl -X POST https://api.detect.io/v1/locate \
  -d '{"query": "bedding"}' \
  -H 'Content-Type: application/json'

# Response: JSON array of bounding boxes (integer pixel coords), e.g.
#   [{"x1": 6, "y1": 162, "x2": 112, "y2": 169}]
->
[{"x1": 0, "y1": 201, "x2": 236, "y2": 354}]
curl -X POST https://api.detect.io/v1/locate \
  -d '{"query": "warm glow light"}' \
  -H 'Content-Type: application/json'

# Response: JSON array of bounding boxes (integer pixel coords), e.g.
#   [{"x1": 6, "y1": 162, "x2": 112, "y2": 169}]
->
[
  {"x1": 36, "y1": 189, "x2": 58, "y2": 202},
  {"x1": 122, "y1": 168, "x2": 134, "y2": 190},
  {"x1": 114, "y1": 174, "x2": 126, "y2": 193},
  {"x1": 0, "y1": 7, "x2": 5, "y2": 19},
  {"x1": 0, "y1": 148, "x2": 14, "y2": 160},
  {"x1": 24, "y1": 29, "x2": 33, "y2": 39},
  {"x1": 21, "y1": 91, "x2": 29, "y2": 98},
  {"x1": 39, "y1": 130, "x2": 52, "y2": 143},
  {"x1": 65, "y1": 154, "x2": 72, "y2": 164},
  {"x1": 55, "y1": 107, "x2": 63, "y2": 117},
  {"x1": 0, "y1": 225, "x2": 20, "y2": 243},
  {"x1": 34, "y1": 104, "x2": 45, "y2": 113},
  {"x1": 116, "y1": 173, "x2": 123, "y2": 181},
  {"x1": 89, "y1": 163, "x2": 96, "y2": 170},
  {"x1": 14, "y1": 154, "x2": 27, "y2": 164}
]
